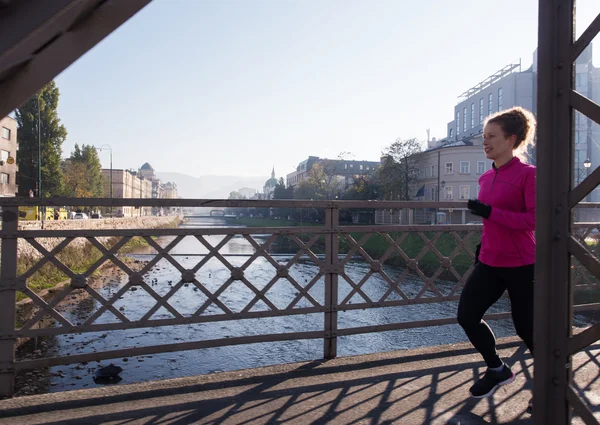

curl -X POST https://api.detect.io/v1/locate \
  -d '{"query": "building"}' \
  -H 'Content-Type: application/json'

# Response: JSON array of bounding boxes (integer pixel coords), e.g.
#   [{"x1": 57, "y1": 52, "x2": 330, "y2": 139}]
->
[
  {"x1": 286, "y1": 156, "x2": 380, "y2": 189},
  {"x1": 263, "y1": 168, "x2": 278, "y2": 199},
  {"x1": 286, "y1": 156, "x2": 320, "y2": 188},
  {"x1": 409, "y1": 137, "x2": 494, "y2": 224},
  {"x1": 0, "y1": 117, "x2": 18, "y2": 197},
  {"x1": 448, "y1": 60, "x2": 535, "y2": 142},
  {"x1": 101, "y1": 169, "x2": 153, "y2": 217}
]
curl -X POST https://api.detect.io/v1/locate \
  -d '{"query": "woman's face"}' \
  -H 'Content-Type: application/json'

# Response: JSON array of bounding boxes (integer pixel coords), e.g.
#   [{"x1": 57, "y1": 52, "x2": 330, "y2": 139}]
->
[{"x1": 483, "y1": 122, "x2": 515, "y2": 161}]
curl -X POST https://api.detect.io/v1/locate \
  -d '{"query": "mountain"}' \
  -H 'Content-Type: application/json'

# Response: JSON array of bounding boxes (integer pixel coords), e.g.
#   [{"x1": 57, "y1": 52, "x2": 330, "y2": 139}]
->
[{"x1": 156, "y1": 172, "x2": 269, "y2": 199}]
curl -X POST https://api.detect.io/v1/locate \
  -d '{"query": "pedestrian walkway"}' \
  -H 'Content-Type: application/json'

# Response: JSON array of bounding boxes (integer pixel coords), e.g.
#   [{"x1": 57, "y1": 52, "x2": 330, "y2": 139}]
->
[{"x1": 0, "y1": 337, "x2": 598, "y2": 424}]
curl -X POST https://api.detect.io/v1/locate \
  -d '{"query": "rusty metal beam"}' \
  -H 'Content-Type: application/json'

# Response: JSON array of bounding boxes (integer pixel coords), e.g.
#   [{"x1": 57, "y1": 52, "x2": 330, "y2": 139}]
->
[
  {"x1": 0, "y1": 207, "x2": 18, "y2": 397},
  {"x1": 534, "y1": 0, "x2": 574, "y2": 423},
  {"x1": 571, "y1": 12, "x2": 600, "y2": 62},
  {"x1": 0, "y1": 197, "x2": 471, "y2": 209},
  {"x1": 571, "y1": 90, "x2": 600, "y2": 125},
  {"x1": 568, "y1": 323, "x2": 600, "y2": 356},
  {"x1": 0, "y1": 0, "x2": 152, "y2": 119}
]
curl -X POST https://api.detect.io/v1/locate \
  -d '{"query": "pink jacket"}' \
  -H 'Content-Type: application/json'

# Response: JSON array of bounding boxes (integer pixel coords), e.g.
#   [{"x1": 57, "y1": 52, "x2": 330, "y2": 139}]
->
[{"x1": 477, "y1": 157, "x2": 536, "y2": 267}]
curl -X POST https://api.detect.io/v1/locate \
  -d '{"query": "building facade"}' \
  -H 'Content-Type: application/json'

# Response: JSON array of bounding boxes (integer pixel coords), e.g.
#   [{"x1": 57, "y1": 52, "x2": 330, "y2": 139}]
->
[
  {"x1": 0, "y1": 116, "x2": 18, "y2": 197},
  {"x1": 410, "y1": 138, "x2": 493, "y2": 224},
  {"x1": 286, "y1": 156, "x2": 379, "y2": 189},
  {"x1": 263, "y1": 168, "x2": 278, "y2": 200},
  {"x1": 447, "y1": 60, "x2": 535, "y2": 142},
  {"x1": 102, "y1": 169, "x2": 153, "y2": 217}
]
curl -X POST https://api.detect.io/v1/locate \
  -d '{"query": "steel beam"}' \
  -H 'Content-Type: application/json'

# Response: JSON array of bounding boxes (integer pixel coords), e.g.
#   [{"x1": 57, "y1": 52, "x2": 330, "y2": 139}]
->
[
  {"x1": 0, "y1": 0, "x2": 152, "y2": 119},
  {"x1": 534, "y1": 0, "x2": 574, "y2": 423}
]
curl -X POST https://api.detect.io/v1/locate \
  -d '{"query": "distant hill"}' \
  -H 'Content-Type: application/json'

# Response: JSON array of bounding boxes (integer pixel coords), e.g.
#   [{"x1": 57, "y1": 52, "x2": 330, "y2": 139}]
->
[{"x1": 156, "y1": 172, "x2": 268, "y2": 199}]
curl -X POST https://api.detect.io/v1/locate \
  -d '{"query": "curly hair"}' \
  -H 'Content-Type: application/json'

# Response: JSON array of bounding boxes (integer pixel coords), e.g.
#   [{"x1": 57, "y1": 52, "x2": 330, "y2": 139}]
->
[{"x1": 485, "y1": 106, "x2": 536, "y2": 162}]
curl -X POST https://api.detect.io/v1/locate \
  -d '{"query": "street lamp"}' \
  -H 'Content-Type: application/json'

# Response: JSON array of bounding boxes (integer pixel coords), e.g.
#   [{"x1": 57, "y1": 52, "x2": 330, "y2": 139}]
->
[
  {"x1": 96, "y1": 145, "x2": 112, "y2": 216},
  {"x1": 584, "y1": 158, "x2": 592, "y2": 202}
]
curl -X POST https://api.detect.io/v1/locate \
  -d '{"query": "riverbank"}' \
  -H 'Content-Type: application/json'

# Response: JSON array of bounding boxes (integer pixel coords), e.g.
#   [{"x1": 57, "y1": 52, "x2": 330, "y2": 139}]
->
[
  {"x1": 235, "y1": 217, "x2": 480, "y2": 280},
  {"x1": 14, "y1": 216, "x2": 181, "y2": 300}
]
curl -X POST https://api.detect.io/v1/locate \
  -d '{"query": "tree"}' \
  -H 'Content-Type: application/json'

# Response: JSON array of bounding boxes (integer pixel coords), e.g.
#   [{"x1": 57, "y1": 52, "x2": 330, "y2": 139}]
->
[
  {"x1": 343, "y1": 175, "x2": 380, "y2": 200},
  {"x1": 228, "y1": 191, "x2": 246, "y2": 200},
  {"x1": 381, "y1": 138, "x2": 423, "y2": 200},
  {"x1": 273, "y1": 177, "x2": 294, "y2": 200},
  {"x1": 63, "y1": 144, "x2": 104, "y2": 198},
  {"x1": 16, "y1": 80, "x2": 67, "y2": 197},
  {"x1": 295, "y1": 162, "x2": 344, "y2": 200},
  {"x1": 62, "y1": 161, "x2": 93, "y2": 198}
]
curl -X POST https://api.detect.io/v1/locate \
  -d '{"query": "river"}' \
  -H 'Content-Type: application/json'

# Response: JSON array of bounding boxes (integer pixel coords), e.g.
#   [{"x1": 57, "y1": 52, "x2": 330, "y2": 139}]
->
[{"x1": 42, "y1": 218, "x2": 580, "y2": 392}]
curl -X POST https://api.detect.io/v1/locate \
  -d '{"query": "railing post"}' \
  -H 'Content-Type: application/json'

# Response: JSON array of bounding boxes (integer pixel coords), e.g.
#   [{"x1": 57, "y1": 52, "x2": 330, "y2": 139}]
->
[
  {"x1": 324, "y1": 205, "x2": 339, "y2": 359},
  {"x1": 0, "y1": 206, "x2": 18, "y2": 397}
]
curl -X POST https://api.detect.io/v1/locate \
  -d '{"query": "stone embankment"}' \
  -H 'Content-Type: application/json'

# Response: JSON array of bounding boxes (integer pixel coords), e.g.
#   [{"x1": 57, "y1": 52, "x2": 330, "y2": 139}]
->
[{"x1": 14, "y1": 216, "x2": 182, "y2": 259}]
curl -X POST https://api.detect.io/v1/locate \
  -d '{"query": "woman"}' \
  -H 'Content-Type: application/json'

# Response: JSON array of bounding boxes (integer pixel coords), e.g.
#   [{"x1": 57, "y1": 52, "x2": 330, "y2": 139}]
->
[{"x1": 458, "y1": 106, "x2": 536, "y2": 400}]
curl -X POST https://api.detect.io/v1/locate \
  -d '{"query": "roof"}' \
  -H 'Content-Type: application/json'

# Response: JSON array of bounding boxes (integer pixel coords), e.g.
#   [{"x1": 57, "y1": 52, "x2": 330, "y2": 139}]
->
[
  {"x1": 140, "y1": 162, "x2": 154, "y2": 171},
  {"x1": 264, "y1": 177, "x2": 278, "y2": 188},
  {"x1": 0, "y1": 0, "x2": 152, "y2": 119}
]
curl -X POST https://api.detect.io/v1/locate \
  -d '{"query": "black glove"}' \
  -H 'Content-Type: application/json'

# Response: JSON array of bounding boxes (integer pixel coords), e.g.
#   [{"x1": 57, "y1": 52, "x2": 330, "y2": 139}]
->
[{"x1": 468, "y1": 199, "x2": 492, "y2": 219}]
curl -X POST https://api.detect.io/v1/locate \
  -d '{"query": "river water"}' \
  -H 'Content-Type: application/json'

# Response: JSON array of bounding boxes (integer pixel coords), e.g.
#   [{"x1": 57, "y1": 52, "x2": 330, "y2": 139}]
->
[{"x1": 43, "y1": 218, "x2": 580, "y2": 392}]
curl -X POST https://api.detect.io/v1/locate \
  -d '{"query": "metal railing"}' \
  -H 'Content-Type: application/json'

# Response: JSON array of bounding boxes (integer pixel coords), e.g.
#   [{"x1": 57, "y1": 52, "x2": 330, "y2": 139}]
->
[{"x1": 0, "y1": 198, "x2": 599, "y2": 398}]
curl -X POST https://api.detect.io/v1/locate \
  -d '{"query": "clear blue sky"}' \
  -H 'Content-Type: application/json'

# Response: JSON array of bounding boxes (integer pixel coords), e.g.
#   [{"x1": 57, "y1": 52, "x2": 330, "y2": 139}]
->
[{"x1": 53, "y1": 0, "x2": 599, "y2": 178}]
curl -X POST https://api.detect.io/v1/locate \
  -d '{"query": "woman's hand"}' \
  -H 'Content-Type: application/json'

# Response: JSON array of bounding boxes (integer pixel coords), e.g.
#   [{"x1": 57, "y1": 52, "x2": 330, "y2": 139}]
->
[{"x1": 468, "y1": 199, "x2": 492, "y2": 219}]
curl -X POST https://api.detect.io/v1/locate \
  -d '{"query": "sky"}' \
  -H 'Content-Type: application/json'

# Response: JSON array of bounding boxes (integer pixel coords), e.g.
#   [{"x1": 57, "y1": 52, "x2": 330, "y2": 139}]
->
[{"x1": 53, "y1": 0, "x2": 600, "y2": 178}]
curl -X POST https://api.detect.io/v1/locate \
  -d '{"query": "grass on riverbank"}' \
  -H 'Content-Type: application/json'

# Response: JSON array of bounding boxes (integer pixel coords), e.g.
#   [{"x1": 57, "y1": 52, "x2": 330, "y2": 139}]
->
[
  {"x1": 16, "y1": 236, "x2": 153, "y2": 302},
  {"x1": 238, "y1": 217, "x2": 481, "y2": 280},
  {"x1": 15, "y1": 217, "x2": 180, "y2": 301}
]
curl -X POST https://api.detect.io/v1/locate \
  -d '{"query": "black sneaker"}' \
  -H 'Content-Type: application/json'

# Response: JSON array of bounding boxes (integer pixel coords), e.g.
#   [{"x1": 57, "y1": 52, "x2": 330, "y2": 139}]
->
[{"x1": 469, "y1": 365, "x2": 515, "y2": 398}]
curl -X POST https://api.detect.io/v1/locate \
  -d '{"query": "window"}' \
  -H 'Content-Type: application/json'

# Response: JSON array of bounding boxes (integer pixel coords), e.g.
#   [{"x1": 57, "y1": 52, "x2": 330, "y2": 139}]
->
[
  {"x1": 430, "y1": 187, "x2": 435, "y2": 200},
  {"x1": 449, "y1": 128, "x2": 453, "y2": 138},
  {"x1": 445, "y1": 162, "x2": 453, "y2": 174},
  {"x1": 471, "y1": 103, "x2": 475, "y2": 128},
  {"x1": 1, "y1": 127, "x2": 9, "y2": 140},
  {"x1": 479, "y1": 98, "x2": 484, "y2": 124},
  {"x1": 344, "y1": 164, "x2": 347, "y2": 169},
  {"x1": 431, "y1": 165, "x2": 435, "y2": 177},
  {"x1": 445, "y1": 186, "x2": 453, "y2": 200},
  {"x1": 0, "y1": 173, "x2": 9, "y2": 184},
  {"x1": 366, "y1": 166, "x2": 370, "y2": 170},
  {"x1": 0, "y1": 150, "x2": 9, "y2": 162},
  {"x1": 460, "y1": 185, "x2": 470, "y2": 199},
  {"x1": 350, "y1": 164, "x2": 354, "y2": 168},
  {"x1": 476, "y1": 185, "x2": 480, "y2": 197},
  {"x1": 460, "y1": 161, "x2": 470, "y2": 174},
  {"x1": 498, "y1": 87, "x2": 503, "y2": 111},
  {"x1": 359, "y1": 164, "x2": 363, "y2": 170},
  {"x1": 463, "y1": 107, "x2": 467, "y2": 131},
  {"x1": 488, "y1": 93, "x2": 493, "y2": 115},
  {"x1": 456, "y1": 111, "x2": 460, "y2": 135},
  {"x1": 477, "y1": 161, "x2": 486, "y2": 174}
]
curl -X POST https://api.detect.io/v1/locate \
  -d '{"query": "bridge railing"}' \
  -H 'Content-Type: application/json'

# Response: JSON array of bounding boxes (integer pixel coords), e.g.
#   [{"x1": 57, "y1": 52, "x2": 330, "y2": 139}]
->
[{"x1": 0, "y1": 197, "x2": 599, "y2": 397}]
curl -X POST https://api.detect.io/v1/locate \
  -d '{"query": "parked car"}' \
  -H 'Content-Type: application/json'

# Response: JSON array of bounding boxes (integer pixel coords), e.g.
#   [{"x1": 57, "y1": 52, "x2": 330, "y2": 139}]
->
[
  {"x1": 74, "y1": 212, "x2": 89, "y2": 219},
  {"x1": 91, "y1": 213, "x2": 102, "y2": 219}
]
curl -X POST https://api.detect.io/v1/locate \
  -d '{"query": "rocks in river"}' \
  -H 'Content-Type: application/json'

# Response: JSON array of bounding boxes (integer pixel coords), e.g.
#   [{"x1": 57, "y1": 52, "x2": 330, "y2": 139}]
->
[{"x1": 93, "y1": 364, "x2": 123, "y2": 380}]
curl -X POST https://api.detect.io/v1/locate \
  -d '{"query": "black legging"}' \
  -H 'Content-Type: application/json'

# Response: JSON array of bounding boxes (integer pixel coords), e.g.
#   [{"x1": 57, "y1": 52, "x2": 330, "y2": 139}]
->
[{"x1": 457, "y1": 262, "x2": 534, "y2": 368}]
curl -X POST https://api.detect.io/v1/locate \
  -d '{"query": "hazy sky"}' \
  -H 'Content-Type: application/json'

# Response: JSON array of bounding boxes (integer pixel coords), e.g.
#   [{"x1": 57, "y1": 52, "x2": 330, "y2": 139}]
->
[{"x1": 53, "y1": 0, "x2": 599, "y2": 178}]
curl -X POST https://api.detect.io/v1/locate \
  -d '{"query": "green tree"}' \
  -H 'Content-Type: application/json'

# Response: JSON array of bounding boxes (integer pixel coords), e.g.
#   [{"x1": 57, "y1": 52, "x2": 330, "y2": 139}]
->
[
  {"x1": 294, "y1": 162, "x2": 344, "y2": 200},
  {"x1": 63, "y1": 144, "x2": 104, "y2": 197},
  {"x1": 273, "y1": 177, "x2": 294, "y2": 200},
  {"x1": 16, "y1": 81, "x2": 67, "y2": 197},
  {"x1": 381, "y1": 138, "x2": 423, "y2": 200}
]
